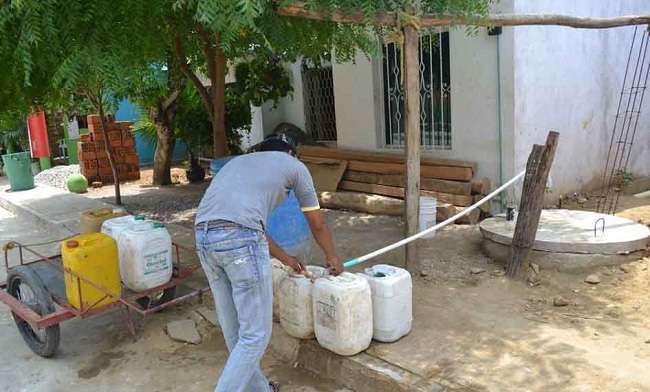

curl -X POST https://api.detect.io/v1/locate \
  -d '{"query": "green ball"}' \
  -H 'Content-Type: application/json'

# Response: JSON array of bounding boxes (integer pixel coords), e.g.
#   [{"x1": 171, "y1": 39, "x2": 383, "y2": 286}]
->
[{"x1": 66, "y1": 174, "x2": 88, "y2": 193}]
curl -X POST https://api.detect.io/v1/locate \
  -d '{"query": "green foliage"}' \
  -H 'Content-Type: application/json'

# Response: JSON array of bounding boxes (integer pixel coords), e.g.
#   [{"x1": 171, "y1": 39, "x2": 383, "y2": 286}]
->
[
  {"x1": 0, "y1": 0, "x2": 169, "y2": 114},
  {"x1": 1, "y1": 0, "x2": 492, "y2": 158},
  {"x1": 233, "y1": 54, "x2": 293, "y2": 108},
  {"x1": 134, "y1": 82, "x2": 250, "y2": 156},
  {"x1": 615, "y1": 170, "x2": 635, "y2": 186},
  {"x1": 0, "y1": 123, "x2": 29, "y2": 154}
]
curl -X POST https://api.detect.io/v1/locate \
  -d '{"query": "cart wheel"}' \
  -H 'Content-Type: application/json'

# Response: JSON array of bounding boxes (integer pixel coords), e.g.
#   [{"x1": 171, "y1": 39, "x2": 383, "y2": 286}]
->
[
  {"x1": 7, "y1": 265, "x2": 61, "y2": 358},
  {"x1": 136, "y1": 287, "x2": 176, "y2": 310}
]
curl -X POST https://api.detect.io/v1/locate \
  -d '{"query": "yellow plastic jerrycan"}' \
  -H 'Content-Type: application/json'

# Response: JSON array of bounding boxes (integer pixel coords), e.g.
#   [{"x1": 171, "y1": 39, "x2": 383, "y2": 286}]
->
[
  {"x1": 61, "y1": 233, "x2": 121, "y2": 310},
  {"x1": 79, "y1": 208, "x2": 128, "y2": 234}
]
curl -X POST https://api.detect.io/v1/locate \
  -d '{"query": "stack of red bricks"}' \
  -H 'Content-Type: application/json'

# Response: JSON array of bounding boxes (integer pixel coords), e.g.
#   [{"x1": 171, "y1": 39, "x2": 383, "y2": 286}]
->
[{"x1": 77, "y1": 114, "x2": 140, "y2": 184}]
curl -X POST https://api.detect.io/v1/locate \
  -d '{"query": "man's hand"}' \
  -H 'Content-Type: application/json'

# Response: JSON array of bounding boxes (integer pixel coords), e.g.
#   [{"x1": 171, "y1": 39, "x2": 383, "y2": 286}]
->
[
  {"x1": 304, "y1": 210, "x2": 341, "y2": 276},
  {"x1": 326, "y1": 257, "x2": 344, "y2": 276},
  {"x1": 283, "y1": 256, "x2": 305, "y2": 273}
]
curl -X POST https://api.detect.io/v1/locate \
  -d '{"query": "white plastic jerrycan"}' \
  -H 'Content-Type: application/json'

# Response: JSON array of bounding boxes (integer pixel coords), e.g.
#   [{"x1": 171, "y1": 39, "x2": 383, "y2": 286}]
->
[
  {"x1": 117, "y1": 222, "x2": 173, "y2": 292},
  {"x1": 279, "y1": 265, "x2": 328, "y2": 339},
  {"x1": 360, "y1": 264, "x2": 412, "y2": 342},
  {"x1": 313, "y1": 272, "x2": 373, "y2": 356},
  {"x1": 271, "y1": 258, "x2": 291, "y2": 321},
  {"x1": 101, "y1": 214, "x2": 147, "y2": 240}
]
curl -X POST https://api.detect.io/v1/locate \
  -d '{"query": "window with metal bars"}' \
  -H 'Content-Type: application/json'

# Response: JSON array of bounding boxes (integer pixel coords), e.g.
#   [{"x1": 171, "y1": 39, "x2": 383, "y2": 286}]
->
[
  {"x1": 302, "y1": 63, "x2": 337, "y2": 141},
  {"x1": 382, "y1": 31, "x2": 451, "y2": 149}
]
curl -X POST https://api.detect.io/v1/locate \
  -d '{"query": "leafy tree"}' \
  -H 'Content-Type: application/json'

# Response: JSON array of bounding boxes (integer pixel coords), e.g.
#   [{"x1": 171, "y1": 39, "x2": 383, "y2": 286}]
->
[
  {"x1": 171, "y1": 0, "x2": 376, "y2": 157},
  {"x1": 166, "y1": 0, "x2": 492, "y2": 157},
  {"x1": 1, "y1": 0, "x2": 492, "y2": 193}
]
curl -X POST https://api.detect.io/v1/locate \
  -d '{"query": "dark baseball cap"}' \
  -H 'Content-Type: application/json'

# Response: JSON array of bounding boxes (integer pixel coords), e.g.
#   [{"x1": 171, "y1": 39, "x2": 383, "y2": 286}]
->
[{"x1": 258, "y1": 134, "x2": 297, "y2": 155}]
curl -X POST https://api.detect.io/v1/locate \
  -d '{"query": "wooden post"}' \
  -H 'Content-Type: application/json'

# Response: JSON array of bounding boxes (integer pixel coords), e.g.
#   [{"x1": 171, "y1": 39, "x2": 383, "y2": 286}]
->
[
  {"x1": 403, "y1": 23, "x2": 421, "y2": 271},
  {"x1": 506, "y1": 131, "x2": 559, "y2": 277}
]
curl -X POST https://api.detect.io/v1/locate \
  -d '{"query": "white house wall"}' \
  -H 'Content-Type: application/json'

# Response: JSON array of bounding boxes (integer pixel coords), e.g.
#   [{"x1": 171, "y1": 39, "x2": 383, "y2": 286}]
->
[
  {"x1": 260, "y1": 61, "x2": 306, "y2": 136},
  {"x1": 332, "y1": 29, "x2": 514, "y2": 188},
  {"x1": 332, "y1": 51, "x2": 381, "y2": 150},
  {"x1": 512, "y1": 0, "x2": 650, "y2": 197}
]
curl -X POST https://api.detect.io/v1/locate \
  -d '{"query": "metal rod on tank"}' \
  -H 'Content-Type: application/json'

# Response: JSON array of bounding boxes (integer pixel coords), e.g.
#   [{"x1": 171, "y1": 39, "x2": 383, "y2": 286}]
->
[{"x1": 343, "y1": 170, "x2": 526, "y2": 269}]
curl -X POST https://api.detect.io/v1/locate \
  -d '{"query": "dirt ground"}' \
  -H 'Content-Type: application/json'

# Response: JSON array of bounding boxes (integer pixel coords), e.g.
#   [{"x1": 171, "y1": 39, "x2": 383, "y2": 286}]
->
[
  {"x1": 557, "y1": 176, "x2": 650, "y2": 226},
  {"x1": 76, "y1": 169, "x2": 650, "y2": 390},
  {"x1": 85, "y1": 167, "x2": 209, "y2": 225}
]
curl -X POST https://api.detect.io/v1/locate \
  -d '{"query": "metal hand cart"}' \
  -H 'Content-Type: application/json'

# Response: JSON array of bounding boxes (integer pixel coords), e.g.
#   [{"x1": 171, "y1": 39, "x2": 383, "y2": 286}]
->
[{"x1": 0, "y1": 240, "x2": 209, "y2": 357}]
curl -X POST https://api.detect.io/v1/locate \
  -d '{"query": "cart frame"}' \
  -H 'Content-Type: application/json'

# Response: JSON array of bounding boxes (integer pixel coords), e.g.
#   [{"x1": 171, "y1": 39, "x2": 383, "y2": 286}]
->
[{"x1": 0, "y1": 239, "x2": 209, "y2": 338}]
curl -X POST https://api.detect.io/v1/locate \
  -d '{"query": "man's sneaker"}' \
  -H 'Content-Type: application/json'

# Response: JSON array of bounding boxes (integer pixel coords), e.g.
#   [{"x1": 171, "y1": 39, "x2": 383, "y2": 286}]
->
[{"x1": 269, "y1": 381, "x2": 280, "y2": 392}]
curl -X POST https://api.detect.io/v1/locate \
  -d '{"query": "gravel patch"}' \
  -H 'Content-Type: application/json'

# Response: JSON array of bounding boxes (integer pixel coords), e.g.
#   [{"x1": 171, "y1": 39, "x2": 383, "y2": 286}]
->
[{"x1": 34, "y1": 165, "x2": 80, "y2": 190}]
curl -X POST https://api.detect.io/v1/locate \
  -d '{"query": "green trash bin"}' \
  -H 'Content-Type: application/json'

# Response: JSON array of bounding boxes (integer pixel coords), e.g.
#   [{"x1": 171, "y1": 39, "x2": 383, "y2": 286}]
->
[
  {"x1": 2, "y1": 152, "x2": 35, "y2": 191},
  {"x1": 66, "y1": 138, "x2": 79, "y2": 164}
]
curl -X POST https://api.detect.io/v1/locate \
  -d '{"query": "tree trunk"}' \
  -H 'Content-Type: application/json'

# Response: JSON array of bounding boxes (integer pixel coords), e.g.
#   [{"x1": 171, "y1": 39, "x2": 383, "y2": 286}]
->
[
  {"x1": 211, "y1": 38, "x2": 228, "y2": 158},
  {"x1": 152, "y1": 120, "x2": 175, "y2": 186},
  {"x1": 506, "y1": 131, "x2": 559, "y2": 278},
  {"x1": 97, "y1": 102, "x2": 122, "y2": 206}
]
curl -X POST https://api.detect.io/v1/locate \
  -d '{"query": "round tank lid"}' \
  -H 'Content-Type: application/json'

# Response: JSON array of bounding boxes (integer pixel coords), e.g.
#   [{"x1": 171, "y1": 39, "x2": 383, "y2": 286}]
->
[
  {"x1": 153, "y1": 222, "x2": 165, "y2": 228},
  {"x1": 134, "y1": 215, "x2": 146, "y2": 221},
  {"x1": 66, "y1": 240, "x2": 79, "y2": 248}
]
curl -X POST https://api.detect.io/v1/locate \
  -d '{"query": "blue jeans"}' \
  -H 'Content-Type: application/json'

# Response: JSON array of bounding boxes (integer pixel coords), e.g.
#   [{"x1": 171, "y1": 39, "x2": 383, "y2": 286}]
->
[{"x1": 196, "y1": 224, "x2": 273, "y2": 392}]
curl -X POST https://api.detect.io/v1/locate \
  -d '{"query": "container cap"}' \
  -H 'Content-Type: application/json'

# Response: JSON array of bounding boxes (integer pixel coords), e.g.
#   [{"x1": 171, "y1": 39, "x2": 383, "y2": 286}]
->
[
  {"x1": 65, "y1": 240, "x2": 79, "y2": 248},
  {"x1": 153, "y1": 222, "x2": 165, "y2": 229},
  {"x1": 134, "y1": 215, "x2": 146, "y2": 221},
  {"x1": 364, "y1": 265, "x2": 397, "y2": 278}
]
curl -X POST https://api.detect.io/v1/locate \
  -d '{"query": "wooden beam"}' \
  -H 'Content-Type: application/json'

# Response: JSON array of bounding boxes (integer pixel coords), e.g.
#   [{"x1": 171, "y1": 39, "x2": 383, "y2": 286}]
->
[
  {"x1": 276, "y1": 2, "x2": 650, "y2": 29},
  {"x1": 343, "y1": 171, "x2": 472, "y2": 195},
  {"x1": 319, "y1": 191, "x2": 404, "y2": 216},
  {"x1": 339, "y1": 180, "x2": 472, "y2": 207},
  {"x1": 471, "y1": 177, "x2": 492, "y2": 195},
  {"x1": 276, "y1": 2, "x2": 396, "y2": 25},
  {"x1": 506, "y1": 131, "x2": 559, "y2": 278},
  {"x1": 439, "y1": 14, "x2": 650, "y2": 29},
  {"x1": 297, "y1": 145, "x2": 477, "y2": 170},
  {"x1": 347, "y1": 160, "x2": 473, "y2": 182},
  {"x1": 403, "y1": 22, "x2": 421, "y2": 272}
]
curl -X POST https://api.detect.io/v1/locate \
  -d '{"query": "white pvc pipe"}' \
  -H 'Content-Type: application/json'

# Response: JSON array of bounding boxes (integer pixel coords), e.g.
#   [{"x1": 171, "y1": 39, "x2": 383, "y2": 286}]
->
[{"x1": 343, "y1": 170, "x2": 526, "y2": 268}]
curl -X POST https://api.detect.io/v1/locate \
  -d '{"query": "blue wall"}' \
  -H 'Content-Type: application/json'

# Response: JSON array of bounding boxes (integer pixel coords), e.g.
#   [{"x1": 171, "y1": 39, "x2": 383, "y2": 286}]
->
[{"x1": 115, "y1": 99, "x2": 188, "y2": 166}]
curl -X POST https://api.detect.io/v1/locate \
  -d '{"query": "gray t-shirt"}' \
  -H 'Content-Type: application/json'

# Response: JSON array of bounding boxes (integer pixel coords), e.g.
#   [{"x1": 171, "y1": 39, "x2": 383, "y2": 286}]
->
[{"x1": 195, "y1": 151, "x2": 320, "y2": 232}]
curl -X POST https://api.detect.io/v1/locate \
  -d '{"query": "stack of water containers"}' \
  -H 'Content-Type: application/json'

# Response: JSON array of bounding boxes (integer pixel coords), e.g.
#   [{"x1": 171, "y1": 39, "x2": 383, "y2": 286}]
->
[
  {"x1": 101, "y1": 215, "x2": 174, "y2": 291},
  {"x1": 273, "y1": 261, "x2": 412, "y2": 356}
]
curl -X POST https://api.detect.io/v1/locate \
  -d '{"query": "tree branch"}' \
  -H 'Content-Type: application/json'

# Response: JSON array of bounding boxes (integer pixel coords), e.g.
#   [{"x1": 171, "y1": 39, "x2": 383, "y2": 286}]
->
[
  {"x1": 173, "y1": 33, "x2": 213, "y2": 118},
  {"x1": 276, "y1": 2, "x2": 650, "y2": 29},
  {"x1": 197, "y1": 25, "x2": 217, "y2": 83},
  {"x1": 161, "y1": 88, "x2": 182, "y2": 113}
]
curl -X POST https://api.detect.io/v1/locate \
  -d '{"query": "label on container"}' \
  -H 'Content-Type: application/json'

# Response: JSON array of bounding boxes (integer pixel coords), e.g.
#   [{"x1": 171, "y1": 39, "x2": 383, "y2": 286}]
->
[
  {"x1": 316, "y1": 301, "x2": 337, "y2": 331},
  {"x1": 143, "y1": 250, "x2": 170, "y2": 275}
]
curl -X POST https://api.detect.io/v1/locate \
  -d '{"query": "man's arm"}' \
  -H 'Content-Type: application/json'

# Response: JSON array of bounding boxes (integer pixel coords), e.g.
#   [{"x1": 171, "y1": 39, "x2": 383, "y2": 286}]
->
[
  {"x1": 303, "y1": 209, "x2": 343, "y2": 275},
  {"x1": 266, "y1": 234, "x2": 304, "y2": 273}
]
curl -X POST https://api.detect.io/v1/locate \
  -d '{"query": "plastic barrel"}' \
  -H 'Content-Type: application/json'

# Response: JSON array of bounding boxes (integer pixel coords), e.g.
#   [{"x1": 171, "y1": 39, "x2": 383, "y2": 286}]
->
[
  {"x1": 210, "y1": 157, "x2": 235, "y2": 176},
  {"x1": 419, "y1": 196, "x2": 437, "y2": 239},
  {"x1": 2, "y1": 152, "x2": 35, "y2": 191},
  {"x1": 268, "y1": 191, "x2": 311, "y2": 261}
]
